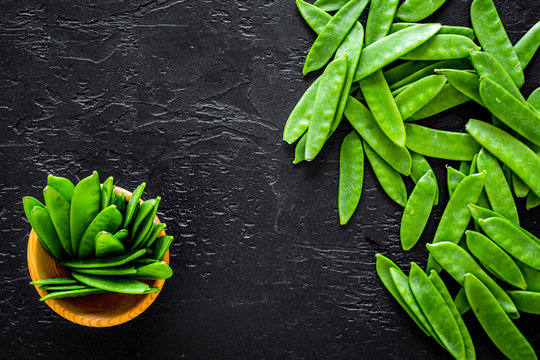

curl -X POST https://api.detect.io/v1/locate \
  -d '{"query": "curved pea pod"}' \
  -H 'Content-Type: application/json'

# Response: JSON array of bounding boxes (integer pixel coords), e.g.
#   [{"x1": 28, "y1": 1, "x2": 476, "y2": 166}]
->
[
  {"x1": 142, "y1": 222, "x2": 167, "y2": 249},
  {"x1": 78, "y1": 205, "x2": 123, "y2": 258},
  {"x1": 364, "y1": 0, "x2": 399, "y2": 45},
  {"x1": 409, "y1": 263, "x2": 465, "y2": 360},
  {"x1": 31, "y1": 206, "x2": 66, "y2": 260},
  {"x1": 364, "y1": 141, "x2": 407, "y2": 207},
  {"x1": 296, "y1": 0, "x2": 331, "y2": 35},
  {"x1": 31, "y1": 277, "x2": 79, "y2": 286},
  {"x1": 410, "y1": 152, "x2": 438, "y2": 205},
  {"x1": 131, "y1": 199, "x2": 155, "y2": 239},
  {"x1": 407, "y1": 84, "x2": 470, "y2": 121},
  {"x1": 400, "y1": 34, "x2": 480, "y2": 60},
  {"x1": 390, "y1": 58, "x2": 470, "y2": 90},
  {"x1": 515, "y1": 21, "x2": 540, "y2": 69},
  {"x1": 428, "y1": 271, "x2": 475, "y2": 360},
  {"x1": 39, "y1": 288, "x2": 107, "y2": 302},
  {"x1": 512, "y1": 172, "x2": 531, "y2": 198},
  {"x1": 40, "y1": 284, "x2": 90, "y2": 291},
  {"x1": 47, "y1": 175, "x2": 75, "y2": 202},
  {"x1": 353, "y1": 24, "x2": 441, "y2": 81},
  {"x1": 479, "y1": 217, "x2": 540, "y2": 271},
  {"x1": 459, "y1": 161, "x2": 471, "y2": 175},
  {"x1": 43, "y1": 186, "x2": 73, "y2": 256},
  {"x1": 384, "y1": 60, "x2": 433, "y2": 87},
  {"x1": 72, "y1": 272, "x2": 152, "y2": 294},
  {"x1": 113, "y1": 192, "x2": 126, "y2": 215},
  {"x1": 396, "y1": 0, "x2": 446, "y2": 22},
  {"x1": 395, "y1": 75, "x2": 446, "y2": 120},
  {"x1": 23, "y1": 196, "x2": 50, "y2": 254},
  {"x1": 100, "y1": 176, "x2": 114, "y2": 211},
  {"x1": 390, "y1": 23, "x2": 475, "y2": 40},
  {"x1": 405, "y1": 124, "x2": 480, "y2": 161},
  {"x1": 59, "y1": 248, "x2": 146, "y2": 268},
  {"x1": 153, "y1": 235, "x2": 174, "y2": 261},
  {"x1": 427, "y1": 242, "x2": 519, "y2": 318},
  {"x1": 123, "y1": 182, "x2": 146, "y2": 229},
  {"x1": 464, "y1": 274, "x2": 536, "y2": 360},
  {"x1": 114, "y1": 229, "x2": 129, "y2": 241},
  {"x1": 400, "y1": 171, "x2": 436, "y2": 251},
  {"x1": 95, "y1": 231, "x2": 126, "y2": 258},
  {"x1": 305, "y1": 55, "x2": 348, "y2": 160},
  {"x1": 477, "y1": 148, "x2": 519, "y2": 224},
  {"x1": 466, "y1": 231, "x2": 526, "y2": 290},
  {"x1": 338, "y1": 131, "x2": 364, "y2": 225},
  {"x1": 507, "y1": 291, "x2": 540, "y2": 315},
  {"x1": 447, "y1": 166, "x2": 465, "y2": 197},
  {"x1": 70, "y1": 171, "x2": 101, "y2": 255},
  {"x1": 283, "y1": 77, "x2": 321, "y2": 144},
  {"x1": 454, "y1": 288, "x2": 471, "y2": 315},
  {"x1": 293, "y1": 132, "x2": 307, "y2": 164},
  {"x1": 302, "y1": 0, "x2": 368, "y2": 75},
  {"x1": 526, "y1": 192, "x2": 540, "y2": 210},
  {"x1": 312, "y1": 0, "x2": 349, "y2": 12},
  {"x1": 467, "y1": 204, "x2": 516, "y2": 229},
  {"x1": 132, "y1": 261, "x2": 173, "y2": 280},
  {"x1": 74, "y1": 265, "x2": 136, "y2": 276},
  {"x1": 345, "y1": 96, "x2": 412, "y2": 176},
  {"x1": 466, "y1": 119, "x2": 540, "y2": 197},
  {"x1": 435, "y1": 69, "x2": 483, "y2": 106},
  {"x1": 517, "y1": 261, "x2": 540, "y2": 292},
  {"x1": 132, "y1": 197, "x2": 161, "y2": 250}
]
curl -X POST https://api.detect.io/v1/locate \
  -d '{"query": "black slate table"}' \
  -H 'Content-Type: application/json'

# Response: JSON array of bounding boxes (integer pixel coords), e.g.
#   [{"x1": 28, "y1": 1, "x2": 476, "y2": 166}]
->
[{"x1": 1, "y1": 1, "x2": 539, "y2": 359}]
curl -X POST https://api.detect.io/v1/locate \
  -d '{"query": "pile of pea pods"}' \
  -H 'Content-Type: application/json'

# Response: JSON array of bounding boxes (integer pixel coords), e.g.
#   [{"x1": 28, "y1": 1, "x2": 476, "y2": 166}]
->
[
  {"x1": 284, "y1": 0, "x2": 540, "y2": 358},
  {"x1": 23, "y1": 171, "x2": 174, "y2": 301}
]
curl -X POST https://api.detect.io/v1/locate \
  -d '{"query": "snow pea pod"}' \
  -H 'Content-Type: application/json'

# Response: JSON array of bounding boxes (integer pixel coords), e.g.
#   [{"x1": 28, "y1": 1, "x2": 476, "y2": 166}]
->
[
  {"x1": 296, "y1": 0, "x2": 331, "y2": 35},
  {"x1": 40, "y1": 284, "x2": 90, "y2": 291},
  {"x1": 113, "y1": 192, "x2": 126, "y2": 215},
  {"x1": 459, "y1": 161, "x2": 471, "y2": 175},
  {"x1": 405, "y1": 124, "x2": 480, "y2": 161},
  {"x1": 407, "y1": 83, "x2": 470, "y2": 121},
  {"x1": 42, "y1": 186, "x2": 73, "y2": 256},
  {"x1": 427, "y1": 242, "x2": 519, "y2": 317},
  {"x1": 410, "y1": 152, "x2": 438, "y2": 205},
  {"x1": 303, "y1": 0, "x2": 368, "y2": 75},
  {"x1": 400, "y1": 34, "x2": 479, "y2": 60},
  {"x1": 312, "y1": 0, "x2": 350, "y2": 12},
  {"x1": 131, "y1": 199, "x2": 155, "y2": 238},
  {"x1": 23, "y1": 197, "x2": 51, "y2": 261},
  {"x1": 395, "y1": 75, "x2": 446, "y2": 120},
  {"x1": 353, "y1": 24, "x2": 441, "y2": 81},
  {"x1": 283, "y1": 77, "x2": 321, "y2": 144},
  {"x1": 514, "y1": 21, "x2": 540, "y2": 69},
  {"x1": 364, "y1": 141, "x2": 407, "y2": 207},
  {"x1": 70, "y1": 171, "x2": 101, "y2": 255},
  {"x1": 72, "y1": 272, "x2": 152, "y2": 294},
  {"x1": 95, "y1": 231, "x2": 126, "y2": 258},
  {"x1": 513, "y1": 173, "x2": 531, "y2": 198},
  {"x1": 132, "y1": 197, "x2": 161, "y2": 250},
  {"x1": 464, "y1": 274, "x2": 535, "y2": 360},
  {"x1": 470, "y1": 0, "x2": 524, "y2": 87},
  {"x1": 400, "y1": 171, "x2": 436, "y2": 251},
  {"x1": 132, "y1": 261, "x2": 173, "y2": 280},
  {"x1": 390, "y1": 23, "x2": 475, "y2": 40},
  {"x1": 390, "y1": 58, "x2": 471, "y2": 90},
  {"x1": 364, "y1": 0, "x2": 399, "y2": 45},
  {"x1": 74, "y1": 265, "x2": 136, "y2": 276},
  {"x1": 359, "y1": 70, "x2": 405, "y2": 146},
  {"x1": 447, "y1": 166, "x2": 465, "y2": 197},
  {"x1": 479, "y1": 217, "x2": 540, "y2": 271},
  {"x1": 384, "y1": 60, "x2": 433, "y2": 87},
  {"x1": 465, "y1": 119, "x2": 540, "y2": 196},
  {"x1": 466, "y1": 230, "x2": 526, "y2": 290},
  {"x1": 409, "y1": 263, "x2": 465, "y2": 360},
  {"x1": 39, "y1": 288, "x2": 107, "y2": 302},
  {"x1": 47, "y1": 175, "x2": 75, "y2": 202},
  {"x1": 477, "y1": 148, "x2": 519, "y2": 224},
  {"x1": 123, "y1": 182, "x2": 146, "y2": 229},
  {"x1": 526, "y1": 192, "x2": 540, "y2": 210},
  {"x1": 78, "y1": 205, "x2": 122, "y2": 258},
  {"x1": 60, "y1": 249, "x2": 146, "y2": 268},
  {"x1": 31, "y1": 277, "x2": 78, "y2": 286},
  {"x1": 114, "y1": 229, "x2": 129, "y2": 241},
  {"x1": 517, "y1": 262, "x2": 540, "y2": 292},
  {"x1": 153, "y1": 235, "x2": 174, "y2": 261},
  {"x1": 100, "y1": 176, "x2": 114, "y2": 211},
  {"x1": 305, "y1": 55, "x2": 348, "y2": 160},
  {"x1": 338, "y1": 131, "x2": 364, "y2": 225},
  {"x1": 31, "y1": 206, "x2": 66, "y2": 260},
  {"x1": 142, "y1": 222, "x2": 167, "y2": 249},
  {"x1": 344, "y1": 96, "x2": 412, "y2": 175},
  {"x1": 507, "y1": 291, "x2": 540, "y2": 315},
  {"x1": 396, "y1": 0, "x2": 446, "y2": 22},
  {"x1": 293, "y1": 133, "x2": 307, "y2": 164},
  {"x1": 454, "y1": 288, "x2": 470, "y2": 315},
  {"x1": 435, "y1": 69, "x2": 483, "y2": 106}
]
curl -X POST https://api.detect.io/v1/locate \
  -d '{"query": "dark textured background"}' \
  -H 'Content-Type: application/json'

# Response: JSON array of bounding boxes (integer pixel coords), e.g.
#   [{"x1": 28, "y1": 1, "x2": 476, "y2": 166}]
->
[{"x1": 1, "y1": 0, "x2": 539, "y2": 359}]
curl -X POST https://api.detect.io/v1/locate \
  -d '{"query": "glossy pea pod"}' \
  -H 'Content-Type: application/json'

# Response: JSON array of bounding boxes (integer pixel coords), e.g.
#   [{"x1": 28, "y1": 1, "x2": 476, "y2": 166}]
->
[
  {"x1": 514, "y1": 173, "x2": 531, "y2": 198},
  {"x1": 464, "y1": 274, "x2": 536, "y2": 360},
  {"x1": 72, "y1": 272, "x2": 156, "y2": 295},
  {"x1": 454, "y1": 288, "x2": 471, "y2": 315},
  {"x1": 31, "y1": 206, "x2": 67, "y2": 260},
  {"x1": 435, "y1": 69, "x2": 483, "y2": 106},
  {"x1": 407, "y1": 84, "x2": 470, "y2": 121},
  {"x1": 123, "y1": 182, "x2": 146, "y2": 229},
  {"x1": 364, "y1": 141, "x2": 407, "y2": 207},
  {"x1": 470, "y1": 0, "x2": 524, "y2": 87},
  {"x1": 338, "y1": 131, "x2": 364, "y2": 225},
  {"x1": 40, "y1": 284, "x2": 90, "y2": 291},
  {"x1": 293, "y1": 134, "x2": 308, "y2": 164},
  {"x1": 459, "y1": 161, "x2": 471, "y2": 174},
  {"x1": 142, "y1": 222, "x2": 167, "y2": 249},
  {"x1": 364, "y1": 0, "x2": 399, "y2": 45},
  {"x1": 95, "y1": 231, "x2": 126, "y2": 258},
  {"x1": 131, "y1": 199, "x2": 155, "y2": 238},
  {"x1": 447, "y1": 166, "x2": 465, "y2": 197},
  {"x1": 296, "y1": 0, "x2": 331, "y2": 34},
  {"x1": 132, "y1": 261, "x2": 173, "y2": 280},
  {"x1": 384, "y1": 60, "x2": 434, "y2": 87},
  {"x1": 400, "y1": 34, "x2": 480, "y2": 60},
  {"x1": 400, "y1": 171, "x2": 437, "y2": 251},
  {"x1": 70, "y1": 171, "x2": 101, "y2": 255},
  {"x1": 59, "y1": 248, "x2": 147, "y2": 269},
  {"x1": 389, "y1": 58, "x2": 470, "y2": 90},
  {"x1": 47, "y1": 175, "x2": 75, "y2": 202},
  {"x1": 507, "y1": 291, "x2": 540, "y2": 315},
  {"x1": 514, "y1": 20, "x2": 540, "y2": 69},
  {"x1": 43, "y1": 186, "x2": 73, "y2": 256},
  {"x1": 344, "y1": 96, "x2": 412, "y2": 176},
  {"x1": 100, "y1": 176, "x2": 115, "y2": 210},
  {"x1": 390, "y1": 23, "x2": 475, "y2": 40},
  {"x1": 410, "y1": 152, "x2": 438, "y2": 205},
  {"x1": 312, "y1": 0, "x2": 349, "y2": 12},
  {"x1": 31, "y1": 277, "x2": 79, "y2": 286},
  {"x1": 113, "y1": 192, "x2": 126, "y2": 215},
  {"x1": 131, "y1": 196, "x2": 161, "y2": 250},
  {"x1": 525, "y1": 89, "x2": 540, "y2": 208},
  {"x1": 74, "y1": 265, "x2": 137, "y2": 276},
  {"x1": 395, "y1": 0, "x2": 446, "y2": 22},
  {"x1": 39, "y1": 288, "x2": 107, "y2": 302},
  {"x1": 78, "y1": 205, "x2": 123, "y2": 258},
  {"x1": 153, "y1": 235, "x2": 174, "y2": 261},
  {"x1": 394, "y1": 75, "x2": 447, "y2": 120},
  {"x1": 516, "y1": 261, "x2": 540, "y2": 292}
]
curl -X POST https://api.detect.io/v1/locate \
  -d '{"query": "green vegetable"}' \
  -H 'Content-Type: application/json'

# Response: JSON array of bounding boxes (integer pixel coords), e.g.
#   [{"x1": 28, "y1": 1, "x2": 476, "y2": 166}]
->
[
  {"x1": 283, "y1": 77, "x2": 321, "y2": 145},
  {"x1": 364, "y1": 0, "x2": 399, "y2": 45},
  {"x1": 70, "y1": 171, "x2": 101, "y2": 255},
  {"x1": 395, "y1": 75, "x2": 447, "y2": 120},
  {"x1": 39, "y1": 288, "x2": 107, "y2": 301},
  {"x1": 59, "y1": 248, "x2": 147, "y2": 269},
  {"x1": 132, "y1": 261, "x2": 173, "y2": 280},
  {"x1": 153, "y1": 235, "x2": 174, "y2": 261},
  {"x1": 396, "y1": 0, "x2": 447, "y2": 22},
  {"x1": 72, "y1": 272, "x2": 153, "y2": 294},
  {"x1": 95, "y1": 231, "x2": 126, "y2": 258},
  {"x1": 43, "y1": 186, "x2": 73, "y2": 256},
  {"x1": 410, "y1": 152, "x2": 438, "y2": 205},
  {"x1": 47, "y1": 175, "x2": 75, "y2": 202},
  {"x1": 407, "y1": 84, "x2": 470, "y2": 121},
  {"x1": 123, "y1": 182, "x2": 146, "y2": 229},
  {"x1": 514, "y1": 21, "x2": 540, "y2": 69},
  {"x1": 400, "y1": 34, "x2": 480, "y2": 60},
  {"x1": 31, "y1": 206, "x2": 66, "y2": 260},
  {"x1": 78, "y1": 205, "x2": 122, "y2": 258},
  {"x1": 338, "y1": 131, "x2": 364, "y2": 225}
]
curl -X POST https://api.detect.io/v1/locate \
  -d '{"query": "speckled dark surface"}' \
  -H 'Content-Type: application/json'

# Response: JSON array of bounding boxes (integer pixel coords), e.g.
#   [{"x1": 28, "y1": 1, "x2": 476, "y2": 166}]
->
[{"x1": 1, "y1": 0, "x2": 539, "y2": 359}]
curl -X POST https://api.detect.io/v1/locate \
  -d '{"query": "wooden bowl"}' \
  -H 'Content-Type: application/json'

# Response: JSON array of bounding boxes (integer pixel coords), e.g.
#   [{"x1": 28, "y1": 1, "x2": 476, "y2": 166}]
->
[{"x1": 27, "y1": 186, "x2": 170, "y2": 327}]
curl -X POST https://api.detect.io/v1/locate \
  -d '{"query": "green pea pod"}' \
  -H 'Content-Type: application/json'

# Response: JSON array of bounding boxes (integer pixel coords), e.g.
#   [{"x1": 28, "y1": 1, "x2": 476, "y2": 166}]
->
[
  {"x1": 517, "y1": 261, "x2": 540, "y2": 292},
  {"x1": 447, "y1": 166, "x2": 466, "y2": 197},
  {"x1": 467, "y1": 204, "x2": 515, "y2": 227},
  {"x1": 312, "y1": 0, "x2": 349, "y2": 12},
  {"x1": 95, "y1": 231, "x2": 126, "y2": 258},
  {"x1": 153, "y1": 235, "x2": 174, "y2": 261},
  {"x1": 364, "y1": 141, "x2": 407, "y2": 207},
  {"x1": 400, "y1": 171, "x2": 436, "y2": 251},
  {"x1": 466, "y1": 230, "x2": 527, "y2": 290},
  {"x1": 43, "y1": 186, "x2": 73, "y2": 256},
  {"x1": 454, "y1": 288, "x2": 471, "y2": 315},
  {"x1": 405, "y1": 124, "x2": 480, "y2": 161},
  {"x1": 506, "y1": 291, "x2": 540, "y2": 315},
  {"x1": 113, "y1": 192, "x2": 127, "y2": 215},
  {"x1": 23, "y1": 196, "x2": 51, "y2": 254},
  {"x1": 123, "y1": 182, "x2": 146, "y2": 229},
  {"x1": 293, "y1": 132, "x2": 307, "y2": 164},
  {"x1": 72, "y1": 272, "x2": 151, "y2": 294},
  {"x1": 131, "y1": 199, "x2": 155, "y2": 238},
  {"x1": 409, "y1": 263, "x2": 465, "y2": 360},
  {"x1": 296, "y1": 0, "x2": 330, "y2": 35},
  {"x1": 30, "y1": 277, "x2": 78, "y2": 286},
  {"x1": 40, "y1": 284, "x2": 90, "y2": 291},
  {"x1": 401, "y1": 34, "x2": 480, "y2": 60},
  {"x1": 427, "y1": 242, "x2": 519, "y2": 318},
  {"x1": 131, "y1": 197, "x2": 161, "y2": 250},
  {"x1": 353, "y1": 24, "x2": 441, "y2": 81},
  {"x1": 132, "y1": 261, "x2": 173, "y2": 280},
  {"x1": 74, "y1": 265, "x2": 137, "y2": 276},
  {"x1": 390, "y1": 59, "x2": 471, "y2": 90},
  {"x1": 31, "y1": 206, "x2": 66, "y2": 260},
  {"x1": 283, "y1": 77, "x2": 321, "y2": 144},
  {"x1": 345, "y1": 97, "x2": 412, "y2": 176},
  {"x1": 100, "y1": 176, "x2": 114, "y2": 211},
  {"x1": 384, "y1": 60, "x2": 433, "y2": 87},
  {"x1": 39, "y1": 288, "x2": 107, "y2": 302},
  {"x1": 60, "y1": 248, "x2": 147, "y2": 268},
  {"x1": 464, "y1": 274, "x2": 535, "y2": 359},
  {"x1": 465, "y1": 119, "x2": 540, "y2": 197},
  {"x1": 78, "y1": 205, "x2": 122, "y2": 258},
  {"x1": 407, "y1": 83, "x2": 470, "y2": 121},
  {"x1": 364, "y1": 0, "x2": 399, "y2": 45},
  {"x1": 477, "y1": 148, "x2": 519, "y2": 224},
  {"x1": 303, "y1": 0, "x2": 368, "y2": 75},
  {"x1": 470, "y1": 0, "x2": 524, "y2": 87},
  {"x1": 390, "y1": 23, "x2": 475, "y2": 40},
  {"x1": 47, "y1": 175, "x2": 75, "y2": 202},
  {"x1": 459, "y1": 161, "x2": 471, "y2": 175},
  {"x1": 338, "y1": 131, "x2": 364, "y2": 225},
  {"x1": 410, "y1": 152, "x2": 439, "y2": 205},
  {"x1": 435, "y1": 69, "x2": 483, "y2": 106},
  {"x1": 142, "y1": 222, "x2": 167, "y2": 249},
  {"x1": 70, "y1": 171, "x2": 101, "y2": 255},
  {"x1": 395, "y1": 75, "x2": 447, "y2": 120},
  {"x1": 526, "y1": 192, "x2": 540, "y2": 210},
  {"x1": 396, "y1": 0, "x2": 446, "y2": 22},
  {"x1": 514, "y1": 21, "x2": 540, "y2": 69},
  {"x1": 133, "y1": 257, "x2": 160, "y2": 266},
  {"x1": 114, "y1": 229, "x2": 129, "y2": 241},
  {"x1": 512, "y1": 173, "x2": 530, "y2": 198}
]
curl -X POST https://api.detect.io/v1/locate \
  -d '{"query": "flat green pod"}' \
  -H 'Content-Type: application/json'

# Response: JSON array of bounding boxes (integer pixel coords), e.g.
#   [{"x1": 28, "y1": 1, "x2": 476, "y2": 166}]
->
[
  {"x1": 410, "y1": 152, "x2": 439, "y2": 205},
  {"x1": 31, "y1": 206, "x2": 67, "y2": 260},
  {"x1": 72, "y1": 272, "x2": 151, "y2": 294},
  {"x1": 446, "y1": 166, "x2": 466, "y2": 197},
  {"x1": 515, "y1": 21, "x2": 540, "y2": 69},
  {"x1": 395, "y1": 75, "x2": 447, "y2": 120},
  {"x1": 296, "y1": 0, "x2": 331, "y2": 35},
  {"x1": 408, "y1": 84, "x2": 471, "y2": 121},
  {"x1": 283, "y1": 77, "x2": 321, "y2": 145},
  {"x1": 396, "y1": 0, "x2": 446, "y2": 22},
  {"x1": 390, "y1": 23, "x2": 475, "y2": 40},
  {"x1": 47, "y1": 175, "x2": 75, "y2": 202},
  {"x1": 400, "y1": 34, "x2": 479, "y2": 60},
  {"x1": 70, "y1": 171, "x2": 101, "y2": 255},
  {"x1": 153, "y1": 235, "x2": 174, "y2": 261},
  {"x1": 132, "y1": 261, "x2": 173, "y2": 280},
  {"x1": 123, "y1": 182, "x2": 146, "y2": 229},
  {"x1": 74, "y1": 265, "x2": 136, "y2": 276},
  {"x1": 95, "y1": 231, "x2": 126, "y2": 258},
  {"x1": 43, "y1": 186, "x2": 73, "y2": 256},
  {"x1": 435, "y1": 69, "x2": 483, "y2": 106},
  {"x1": 59, "y1": 249, "x2": 147, "y2": 269},
  {"x1": 78, "y1": 205, "x2": 123, "y2": 258},
  {"x1": 31, "y1": 277, "x2": 79, "y2": 286},
  {"x1": 39, "y1": 288, "x2": 107, "y2": 302},
  {"x1": 100, "y1": 176, "x2": 115, "y2": 211},
  {"x1": 338, "y1": 131, "x2": 364, "y2": 225},
  {"x1": 507, "y1": 291, "x2": 540, "y2": 315}
]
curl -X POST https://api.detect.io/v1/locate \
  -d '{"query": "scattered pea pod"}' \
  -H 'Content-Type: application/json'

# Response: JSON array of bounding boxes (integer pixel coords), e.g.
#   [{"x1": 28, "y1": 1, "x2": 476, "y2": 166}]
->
[
  {"x1": 400, "y1": 34, "x2": 480, "y2": 60},
  {"x1": 364, "y1": 0, "x2": 399, "y2": 46},
  {"x1": 395, "y1": 75, "x2": 446, "y2": 120},
  {"x1": 514, "y1": 20, "x2": 540, "y2": 69},
  {"x1": 435, "y1": 69, "x2": 483, "y2": 106},
  {"x1": 390, "y1": 23, "x2": 475, "y2": 40},
  {"x1": 396, "y1": 0, "x2": 446, "y2": 23},
  {"x1": 389, "y1": 58, "x2": 470, "y2": 90},
  {"x1": 506, "y1": 291, "x2": 540, "y2": 315},
  {"x1": 446, "y1": 166, "x2": 465, "y2": 197},
  {"x1": 296, "y1": 0, "x2": 330, "y2": 35},
  {"x1": 312, "y1": 0, "x2": 349, "y2": 12},
  {"x1": 338, "y1": 131, "x2": 364, "y2": 225},
  {"x1": 410, "y1": 152, "x2": 438, "y2": 205},
  {"x1": 407, "y1": 83, "x2": 470, "y2": 121},
  {"x1": 384, "y1": 60, "x2": 434, "y2": 87}
]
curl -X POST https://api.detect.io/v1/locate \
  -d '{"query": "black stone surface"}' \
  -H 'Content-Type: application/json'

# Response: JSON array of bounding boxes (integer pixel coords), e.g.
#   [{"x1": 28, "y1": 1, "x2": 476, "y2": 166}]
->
[{"x1": 1, "y1": 0, "x2": 539, "y2": 359}]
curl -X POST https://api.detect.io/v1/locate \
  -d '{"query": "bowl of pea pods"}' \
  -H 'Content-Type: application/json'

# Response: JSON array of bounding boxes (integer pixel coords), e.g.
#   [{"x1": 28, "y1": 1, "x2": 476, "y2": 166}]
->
[{"x1": 25, "y1": 171, "x2": 174, "y2": 327}]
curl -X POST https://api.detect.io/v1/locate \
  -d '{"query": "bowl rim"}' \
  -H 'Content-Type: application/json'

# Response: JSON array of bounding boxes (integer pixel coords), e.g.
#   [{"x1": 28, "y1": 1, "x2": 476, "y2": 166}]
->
[{"x1": 27, "y1": 185, "x2": 170, "y2": 327}]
